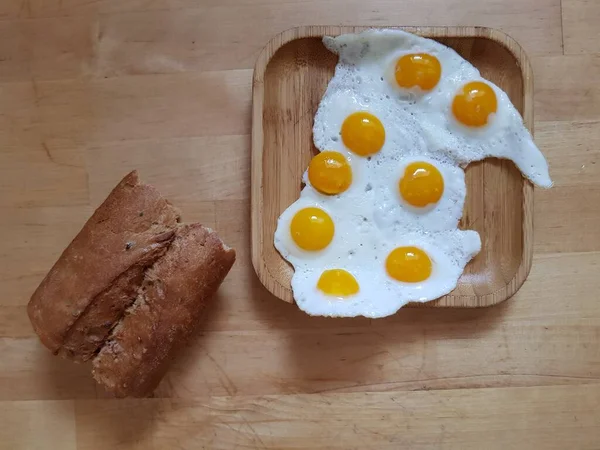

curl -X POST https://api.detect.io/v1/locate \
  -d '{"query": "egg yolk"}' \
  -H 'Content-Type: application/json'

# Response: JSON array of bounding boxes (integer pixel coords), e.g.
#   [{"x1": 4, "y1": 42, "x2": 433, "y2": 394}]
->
[
  {"x1": 386, "y1": 246, "x2": 432, "y2": 283},
  {"x1": 399, "y1": 161, "x2": 444, "y2": 207},
  {"x1": 341, "y1": 112, "x2": 385, "y2": 156},
  {"x1": 394, "y1": 53, "x2": 441, "y2": 90},
  {"x1": 317, "y1": 269, "x2": 359, "y2": 296},
  {"x1": 290, "y1": 207, "x2": 334, "y2": 251},
  {"x1": 452, "y1": 81, "x2": 497, "y2": 127},
  {"x1": 308, "y1": 151, "x2": 352, "y2": 195}
]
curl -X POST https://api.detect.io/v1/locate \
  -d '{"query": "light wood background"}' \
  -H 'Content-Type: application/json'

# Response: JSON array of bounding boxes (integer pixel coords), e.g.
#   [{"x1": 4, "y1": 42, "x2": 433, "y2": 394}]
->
[{"x1": 0, "y1": 1, "x2": 599, "y2": 449}]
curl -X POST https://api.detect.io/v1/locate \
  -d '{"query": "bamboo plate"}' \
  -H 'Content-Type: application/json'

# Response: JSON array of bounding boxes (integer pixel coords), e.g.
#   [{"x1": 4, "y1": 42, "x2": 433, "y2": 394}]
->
[{"x1": 251, "y1": 26, "x2": 534, "y2": 308}]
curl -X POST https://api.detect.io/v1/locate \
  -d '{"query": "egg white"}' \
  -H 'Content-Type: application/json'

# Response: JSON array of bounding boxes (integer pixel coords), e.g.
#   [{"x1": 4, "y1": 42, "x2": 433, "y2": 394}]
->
[
  {"x1": 325, "y1": 30, "x2": 479, "y2": 106},
  {"x1": 288, "y1": 229, "x2": 481, "y2": 318},
  {"x1": 274, "y1": 28, "x2": 551, "y2": 318},
  {"x1": 312, "y1": 87, "x2": 427, "y2": 162},
  {"x1": 324, "y1": 29, "x2": 552, "y2": 187},
  {"x1": 373, "y1": 155, "x2": 467, "y2": 233},
  {"x1": 421, "y1": 78, "x2": 552, "y2": 187}
]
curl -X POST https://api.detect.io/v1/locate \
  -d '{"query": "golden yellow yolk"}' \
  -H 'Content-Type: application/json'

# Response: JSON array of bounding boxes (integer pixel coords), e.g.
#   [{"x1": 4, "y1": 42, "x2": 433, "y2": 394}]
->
[
  {"x1": 386, "y1": 246, "x2": 432, "y2": 283},
  {"x1": 290, "y1": 207, "x2": 334, "y2": 251},
  {"x1": 341, "y1": 112, "x2": 385, "y2": 156},
  {"x1": 452, "y1": 81, "x2": 497, "y2": 127},
  {"x1": 317, "y1": 269, "x2": 359, "y2": 296},
  {"x1": 308, "y1": 151, "x2": 352, "y2": 195},
  {"x1": 394, "y1": 53, "x2": 441, "y2": 90},
  {"x1": 399, "y1": 161, "x2": 444, "y2": 207}
]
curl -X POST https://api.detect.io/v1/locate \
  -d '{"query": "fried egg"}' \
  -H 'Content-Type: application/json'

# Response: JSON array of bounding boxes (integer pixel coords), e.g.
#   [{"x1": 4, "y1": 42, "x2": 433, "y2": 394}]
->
[
  {"x1": 373, "y1": 155, "x2": 467, "y2": 233},
  {"x1": 324, "y1": 30, "x2": 551, "y2": 187},
  {"x1": 274, "y1": 29, "x2": 552, "y2": 318},
  {"x1": 277, "y1": 226, "x2": 480, "y2": 318},
  {"x1": 312, "y1": 87, "x2": 427, "y2": 162}
]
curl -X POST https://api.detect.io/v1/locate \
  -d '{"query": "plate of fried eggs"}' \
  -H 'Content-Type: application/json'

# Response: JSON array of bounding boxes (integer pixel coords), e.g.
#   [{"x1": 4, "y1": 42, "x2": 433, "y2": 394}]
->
[{"x1": 252, "y1": 27, "x2": 552, "y2": 317}]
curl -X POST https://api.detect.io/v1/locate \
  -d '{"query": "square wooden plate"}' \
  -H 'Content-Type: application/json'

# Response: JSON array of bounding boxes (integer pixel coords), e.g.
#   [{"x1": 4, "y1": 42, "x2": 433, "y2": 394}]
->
[{"x1": 251, "y1": 26, "x2": 534, "y2": 308}]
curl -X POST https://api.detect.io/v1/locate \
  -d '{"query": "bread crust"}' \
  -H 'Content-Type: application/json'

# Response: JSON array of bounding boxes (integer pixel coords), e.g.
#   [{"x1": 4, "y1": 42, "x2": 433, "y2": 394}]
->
[
  {"x1": 91, "y1": 224, "x2": 236, "y2": 397},
  {"x1": 27, "y1": 171, "x2": 180, "y2": 359}
]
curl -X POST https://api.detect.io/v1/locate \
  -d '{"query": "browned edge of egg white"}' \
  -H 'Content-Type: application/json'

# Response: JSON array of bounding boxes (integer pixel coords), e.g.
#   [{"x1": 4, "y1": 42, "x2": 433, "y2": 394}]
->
[{"x1": 251, "y1": 25, "x2": 535, "y2": 308}]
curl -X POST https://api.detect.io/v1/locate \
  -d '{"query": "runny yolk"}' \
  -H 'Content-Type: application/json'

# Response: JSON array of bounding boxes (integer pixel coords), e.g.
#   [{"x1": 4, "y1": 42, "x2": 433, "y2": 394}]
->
[
  {"x1": 341, "y1": 112, "x2": 385, "y2": 156},
  {"x1": 386, "y1": 246, "x2": 432, "y2": 283},
  {"x1": 308, "y1": 151, "x2": 352, "y2": 195},
  {"x1": 394, "y1": 53, "x2": 441, "y2": 90},
  {"x1": 317, "y1": 269, "x2": 359, "y2": 296},
  {"x1": 290, "y1": 207, "x2": 334, "y2": 251},
  {"x1": 452, "y1": 81, "x2": 497, "y2": 127},
  {"x1": 399, "y1": 161, "x2": 444, "y2": 207}
]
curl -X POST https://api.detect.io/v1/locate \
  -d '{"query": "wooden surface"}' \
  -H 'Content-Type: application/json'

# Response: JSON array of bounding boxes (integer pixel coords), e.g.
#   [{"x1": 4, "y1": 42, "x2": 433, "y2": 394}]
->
[
  {"x1": 1, "y1": 1, "x2": 599, "y2": 448},
  {"x1": 252, "y1": 26, "x2": 534, "y2": 307}
]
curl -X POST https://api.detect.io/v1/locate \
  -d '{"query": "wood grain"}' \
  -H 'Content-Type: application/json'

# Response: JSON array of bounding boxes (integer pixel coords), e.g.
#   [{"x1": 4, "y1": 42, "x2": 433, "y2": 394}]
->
[
  {"x1": 0, "y1": 400, "x2": 77, "y2": 450},
  {"x1": 252, "y1": 26, "x2": 534, "y2": 307},
  {"x1": 1, "y1": 0, "x2": 563, "y2": 56},
  {"x1": 533, "y1": 55, "x2": 600, "y2": 122},
  {"x1": 1, "y1": 0, "x2": 600, "y2": 447},
  {"x1": 562, "y1": 0, "x2": 600, "y2": 54},
  {"x1": 72, "y1": 385, "x2": 600, "y2": 449}
]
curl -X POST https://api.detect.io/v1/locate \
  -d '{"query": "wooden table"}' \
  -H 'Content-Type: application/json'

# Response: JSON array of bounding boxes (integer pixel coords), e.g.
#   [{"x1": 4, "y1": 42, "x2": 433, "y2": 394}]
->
[{"x1": 1, "y1": 1, "x2": 599, "y2": 448}]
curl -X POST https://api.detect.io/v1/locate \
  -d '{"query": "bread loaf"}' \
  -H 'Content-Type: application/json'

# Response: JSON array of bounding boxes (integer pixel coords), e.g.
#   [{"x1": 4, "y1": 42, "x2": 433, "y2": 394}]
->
[
  {"x1": 27, "y1": 171, "x2": 236, "y2": 397},
  {"x1": 28, "y1": 171, "x2": 180, "y2": 361},
  {"x1": 92, "y1": 224, "x2": 236, "y2": 397}
]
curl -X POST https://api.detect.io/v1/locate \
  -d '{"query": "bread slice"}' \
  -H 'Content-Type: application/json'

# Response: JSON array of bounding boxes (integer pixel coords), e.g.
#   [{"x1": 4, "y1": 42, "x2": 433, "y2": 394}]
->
[
  {"x1": 27, "y1": 171, "x2": 180, "y2": 360},
  {"x1": 92, "y1": 224, "x2": 236, "y2": 397}
]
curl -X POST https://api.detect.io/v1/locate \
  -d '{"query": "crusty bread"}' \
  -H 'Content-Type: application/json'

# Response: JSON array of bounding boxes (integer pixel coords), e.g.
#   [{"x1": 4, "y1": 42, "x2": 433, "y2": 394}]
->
[
  {"x1": 28, "y1": 171, "x2": 235, "y2": 397},
  {"x1": 91, "y1": 223, "x2": 236, "y2": 397},
  {"x1": 27, "y1": 171, "x2": 180, "y2": 360}
]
